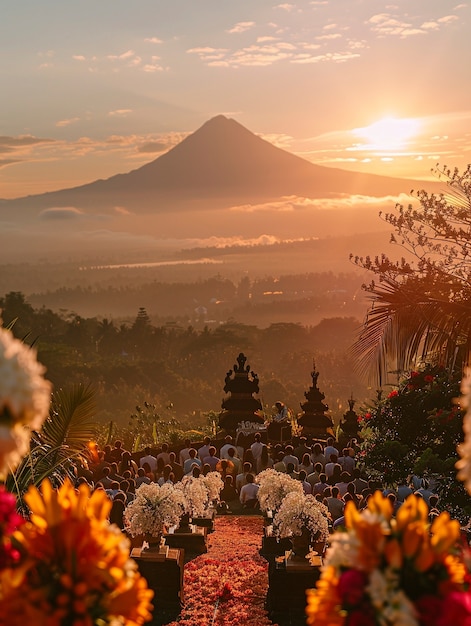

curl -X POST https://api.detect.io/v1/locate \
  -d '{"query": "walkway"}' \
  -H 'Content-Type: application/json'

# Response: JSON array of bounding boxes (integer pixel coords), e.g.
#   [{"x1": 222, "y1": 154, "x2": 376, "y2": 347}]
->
[{"x1": 164, "y1": 516, "x2": 277, "y2": 626}]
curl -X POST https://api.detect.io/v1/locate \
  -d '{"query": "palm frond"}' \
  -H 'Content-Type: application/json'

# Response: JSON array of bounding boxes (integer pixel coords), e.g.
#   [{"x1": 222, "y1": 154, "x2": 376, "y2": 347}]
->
[
  {"x1": 350, "y1": 278, "x2": 471, "y2": 384},
  {"x1": 41, "y1": 383, "x2": 97, "y2": 451},
  {"x1": 6, "y1": 384, "x2": 98, "y2": 502}
]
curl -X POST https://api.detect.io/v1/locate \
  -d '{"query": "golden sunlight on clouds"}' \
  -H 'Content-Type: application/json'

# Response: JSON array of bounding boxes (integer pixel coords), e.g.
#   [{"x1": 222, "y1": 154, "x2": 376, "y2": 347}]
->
[{"x1": 352, "y1": 117, "x2": 421, "y2": 151}]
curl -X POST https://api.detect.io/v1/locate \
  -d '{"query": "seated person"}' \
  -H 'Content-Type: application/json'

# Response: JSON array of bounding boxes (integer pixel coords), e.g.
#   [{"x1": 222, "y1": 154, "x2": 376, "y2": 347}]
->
[{"x1": 239, "y1": 473, "x2": 260, "y2": 509}]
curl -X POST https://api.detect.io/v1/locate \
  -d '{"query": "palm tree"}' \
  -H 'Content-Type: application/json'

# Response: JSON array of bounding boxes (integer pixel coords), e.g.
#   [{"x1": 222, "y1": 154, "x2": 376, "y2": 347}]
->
[
  {"x1": 6, "y1": 383, "x2": 97, "y2": 506},
  {"x1": 350, "y1": 273, "x2": 471, "y2": 384},
  {"x1": 350, "y1": 164, "x2": 471, "y2": 383}
]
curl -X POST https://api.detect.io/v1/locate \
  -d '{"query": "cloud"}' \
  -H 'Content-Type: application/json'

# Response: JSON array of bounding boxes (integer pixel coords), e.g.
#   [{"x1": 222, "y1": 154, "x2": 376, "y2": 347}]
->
[
  {"x1": 108, "y1": 109, "x2": 133, "y2": 117},
  {"x1": 142, "y1": 63, "x2": 164, "y2": 72},
  {"x1": 228, "y1": 193, "x2": 411, "y2": 213},
  {"x1": 0, "y1": 135, "x2": 54, "y2": 148},
  {"x1": 107, "y1": 49, "x2": 136, "y2": 61},
  {"x1": 226, "y1": 21, "x2": 255, "y2": 34},
  {"x1": 367, "y1": 10, "x2": 459, "y2": 38},
  {"x1": 0, "y1": 159, "x2": 21, "y2": 168},
  {"x1": 137, "y1": 141, "x2": 169, "y2": 153},
  {"x1": 276, "y1": 4, "x2": 296, "y2": 10},
  {"x1": 113, "y1": 206, "x2": 133, "y2": 215},
  {"x1": 72, "y1": 55, "x2": 86, "y2": 61},
  {"x1": 144, "y1": 37, "x2": 163, "y2": 44},
  {"x1": 56, "y1": 117, "x2": 80, "y2": 127},
  {"x1": 39, "y1": 207, "x2": 85, "y2": 220}
]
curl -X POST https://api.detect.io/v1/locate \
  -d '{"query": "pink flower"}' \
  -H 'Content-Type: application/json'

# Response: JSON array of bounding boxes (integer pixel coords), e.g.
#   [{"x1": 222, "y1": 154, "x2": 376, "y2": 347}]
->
[
  {"x1": 338, "y1": 569, "x2": 367, "y2": 607},
  {"x1": 437, "y1": 591, "x2": 471, "y2": 626}
]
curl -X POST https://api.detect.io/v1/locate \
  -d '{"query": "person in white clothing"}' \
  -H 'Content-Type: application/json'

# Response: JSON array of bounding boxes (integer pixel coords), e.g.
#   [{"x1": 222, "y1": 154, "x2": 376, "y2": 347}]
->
[
  {"x1": 139, "y1": 447, "x2": 157, "y2": 473},
  {"x1": 250, "y1": 433, "x2": 265, "y2": 471},
  {"x1": 220, "y1": 435, "x2": 239, "y2": 459},
  {"x1": 239, "y1": 473, "x2": 259, "y2": 508}
]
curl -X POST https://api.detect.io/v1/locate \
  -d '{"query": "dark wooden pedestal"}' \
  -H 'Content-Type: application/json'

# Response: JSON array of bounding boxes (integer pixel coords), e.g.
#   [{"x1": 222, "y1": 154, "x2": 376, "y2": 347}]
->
[
  {"x1": 266, "y1": 553, "x2": 322, "y2": 626},
  {"x1": 163, "y1": 525, "x2": 208, "y2": 561},
  {"x1": 259, "y1": 524, "x2": 292, "y2": 559},
  {"x1": 131, "y1": 546, "x2": 184, "y2": 626},
  {"x1": 192, "y1": 509, "x2": 216, "y2": 532}
]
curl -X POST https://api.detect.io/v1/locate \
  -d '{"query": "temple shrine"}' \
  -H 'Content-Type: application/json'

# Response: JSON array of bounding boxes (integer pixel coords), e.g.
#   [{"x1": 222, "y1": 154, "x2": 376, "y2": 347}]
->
[
  {"x1": 218, "y1": 352, "x2": 265, "y2": 435},
  {"x1": 297, "y1": 362, "x2": 334, "y2": 439}
]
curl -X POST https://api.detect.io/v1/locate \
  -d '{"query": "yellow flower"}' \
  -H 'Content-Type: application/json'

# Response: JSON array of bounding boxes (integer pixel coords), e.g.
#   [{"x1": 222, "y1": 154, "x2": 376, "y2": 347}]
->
[
  {"x1": 395, "y1": 494, "x2": 428, "y2": 532},
  {"x1": 0, "y1": 478, "x2": 153, "y2": 625},
  {"x1": 344, "y1": 499, "x2": 385, "y2": 571},
  {"x1": 366, "y1": 490, "x2": 393, "y2": 521},
  {"x1": 430, "y1": 511, "x2": 461, "y2": 554},
  {"x1": 384, "y1": 537, "x2": 403, "y2": 569},
  {"x1": 306, "y1": 566, "x2": 344, "y2": 626}
]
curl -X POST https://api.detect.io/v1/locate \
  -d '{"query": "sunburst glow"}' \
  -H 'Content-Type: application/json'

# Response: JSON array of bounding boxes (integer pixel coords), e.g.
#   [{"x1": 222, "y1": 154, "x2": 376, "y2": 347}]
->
[{"x1": 353, "y1": 117, "x2": 421, "y2": 151}]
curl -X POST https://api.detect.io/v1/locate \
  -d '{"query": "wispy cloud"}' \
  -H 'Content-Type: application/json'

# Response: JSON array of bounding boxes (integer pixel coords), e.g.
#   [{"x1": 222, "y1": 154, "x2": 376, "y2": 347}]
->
[
  {"x1": 229, "y1": 193, "x2": 412, "y2": 213},
  {"x1": 367, "y1": 10, "x2": 459, "y2": 38},
  {"x1": 39, "y1": 207, "x2": 85, "y2": 220},
  {"x1": 226, "y1": 21, "x2": 256, "y2": 34},
  {"x1": 56, "y1": 117, "x2": 80, "y2": 127},
  {"x1": 144, "y1": 37, "x2": 163, "y2": 44},
  {"x1": 108, "y1": 109, "x2": 133, "y2": 117}
]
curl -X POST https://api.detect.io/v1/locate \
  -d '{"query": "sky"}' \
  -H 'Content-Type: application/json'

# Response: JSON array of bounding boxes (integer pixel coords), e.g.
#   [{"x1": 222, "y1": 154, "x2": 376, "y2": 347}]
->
[{"x1": 1, "y1": 0, "x2": 470, "y2": 200}]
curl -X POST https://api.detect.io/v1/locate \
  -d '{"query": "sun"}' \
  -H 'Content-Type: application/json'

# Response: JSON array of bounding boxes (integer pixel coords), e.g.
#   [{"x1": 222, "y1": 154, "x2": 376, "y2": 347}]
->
[{"x1": 352, "y1": 116, "x2": 421, "y2": 151}]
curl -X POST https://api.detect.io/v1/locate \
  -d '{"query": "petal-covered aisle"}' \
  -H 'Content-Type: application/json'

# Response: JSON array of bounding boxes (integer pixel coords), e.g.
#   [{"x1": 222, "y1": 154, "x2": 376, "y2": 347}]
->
[{"x1": 164, "y1": 516, "x2": 277, "y2": 626}]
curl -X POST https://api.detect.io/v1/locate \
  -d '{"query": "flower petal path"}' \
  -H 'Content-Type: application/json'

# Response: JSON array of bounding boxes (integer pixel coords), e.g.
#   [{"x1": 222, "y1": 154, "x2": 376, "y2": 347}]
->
[{"x1": 164, "y1": 516, "x2": 278, "y2": 626}]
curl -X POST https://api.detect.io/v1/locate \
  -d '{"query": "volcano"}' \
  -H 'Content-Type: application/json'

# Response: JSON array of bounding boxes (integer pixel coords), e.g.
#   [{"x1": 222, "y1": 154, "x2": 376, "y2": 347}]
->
[{"x1": 0, "y1": 115, "x2": 427, "y2": 216}]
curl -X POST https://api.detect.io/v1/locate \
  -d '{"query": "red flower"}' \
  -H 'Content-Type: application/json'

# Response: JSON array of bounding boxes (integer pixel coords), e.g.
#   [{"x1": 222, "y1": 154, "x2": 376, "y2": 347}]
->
[
  {"x1": 388, "y1": 390, "x2": 398, "y2": 399},
  {"x1": 411, "y1": 371, "x2": 420, "y2": 378},
  {"x1": 415, "y1": 595, "x2": 443, "y2": 626},
  {"x1": 437, "y1": 591, "x2": 471, "y2": 626},
  {"x1": 347, "y1": 608, "x2": 375, "y2": 626},
  {"x1": 217, "y1": 582, "x2": 233, "y2": 603},
  {"x1": 338, "y1": 569, "x2": 367, "y2": 607},
  {"x1": 424, "y1": 374, "x2": 435, "y2": 383}
]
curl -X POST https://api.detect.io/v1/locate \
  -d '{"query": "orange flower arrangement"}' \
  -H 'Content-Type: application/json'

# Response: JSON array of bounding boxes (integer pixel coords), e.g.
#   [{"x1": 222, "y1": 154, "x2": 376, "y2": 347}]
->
[
  {"x1": 0, "y1": 478, "x2": 153, "y2": 625},
  {"x1": 306, "y1": 491, "x2": 470, "y2": 626}
]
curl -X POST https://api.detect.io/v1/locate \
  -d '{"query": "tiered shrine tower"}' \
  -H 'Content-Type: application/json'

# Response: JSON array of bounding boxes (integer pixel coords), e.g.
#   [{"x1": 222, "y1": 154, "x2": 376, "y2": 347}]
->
[
  {"x1": 297, "y1": 362, "x2": 334, "y2": 439},
  {"x1": 218, "y1": 352, "x2": 265, "y2": 435}
]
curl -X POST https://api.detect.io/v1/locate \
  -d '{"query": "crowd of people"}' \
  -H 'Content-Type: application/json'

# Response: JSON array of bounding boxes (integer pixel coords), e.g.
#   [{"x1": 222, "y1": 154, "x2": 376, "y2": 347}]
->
[{"x1": 71, "y1": 432, "x2": 441, "y2": 528}]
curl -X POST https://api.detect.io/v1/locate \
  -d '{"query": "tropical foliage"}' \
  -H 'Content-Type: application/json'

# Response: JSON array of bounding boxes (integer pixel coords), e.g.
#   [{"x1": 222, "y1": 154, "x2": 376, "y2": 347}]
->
[
  {"x1": 6, "y1": 383, "x2": 97, "y2": 509},
  {"x1": 351, "y1": 164, "x2": 471, "y2": 383},
  {"x1": 357, "y1": 364, "x2": 470, "y2": 520}
]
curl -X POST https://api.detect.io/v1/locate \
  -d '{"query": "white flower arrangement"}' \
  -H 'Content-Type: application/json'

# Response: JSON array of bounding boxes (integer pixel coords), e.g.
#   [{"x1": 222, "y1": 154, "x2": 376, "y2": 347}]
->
[
  {"x1": 272, "y1": 492, "x2": 330, "y2": 541},
  {"x1": 203, "y1": 471, "x2": 224, "y2": 503},
  {"x1": 175, "y1": 475, "x2": 211, "y2": 518},
  {"x1": 0, "y1": 327, "x2": 52, "y2": 476},
  {"x1": 124, "y1": 482, "x2": 186, "y2": 537},
  {"x1": 255, "y1": 468, "x2": 304, "y2": 513}
]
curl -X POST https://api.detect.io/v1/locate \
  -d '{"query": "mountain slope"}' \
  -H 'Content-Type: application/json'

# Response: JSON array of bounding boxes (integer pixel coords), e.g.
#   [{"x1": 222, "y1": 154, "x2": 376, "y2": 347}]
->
[{"x1": 0, "y1": 115, "x2": 432, "y2": 215}]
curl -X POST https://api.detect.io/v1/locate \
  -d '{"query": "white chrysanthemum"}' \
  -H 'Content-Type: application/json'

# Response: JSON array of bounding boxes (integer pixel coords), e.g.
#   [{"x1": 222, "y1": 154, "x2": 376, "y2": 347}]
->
[
  {"x1": 175, "y1": 475, "x2": 210, "y2": 518},
  {"x1": 0, "y1": 327, "x2": 52, "y2": 476},
  {"x1": 203, "y1": 471, "x2": 224, "y2": 502},
  {"x1": 457, "y1": 367, "x2": 471, "y2": 494},
  {"x1": 323, "y1": 531, "x2": 359, "y2": 569},
  {"x1": 0, "y1": 327, "x2": 51, "y2": 428},
  {"x1": 272, "y1": 492, "x2": 330, "y2": 540},
  {"x1": 124, "y1": 482, "x2": 186, "y2": 536},
  {"x1": 256, "y1": 468, "x2": 303, "y2": 513}
]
